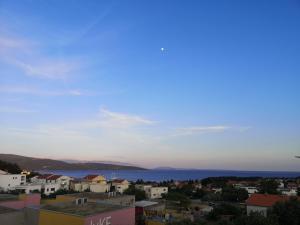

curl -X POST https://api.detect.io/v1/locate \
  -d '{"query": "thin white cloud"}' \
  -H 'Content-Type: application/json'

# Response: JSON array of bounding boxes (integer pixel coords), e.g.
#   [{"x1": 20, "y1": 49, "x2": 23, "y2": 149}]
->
[
  {"x1": 13, "y1": 59, "x2": 79, "y2": 80},
  {"x1": 0, "y1": 86, "x2": 89, "y2": 96},
  {"x1": 0, "y1": 35, "x2": 82, "y2": 80},
  {"x1": 173, "y1": 125, "x2": 250, "y2": 136},
  {"x1": 99, "y1": 108, "x2": 156, "y2": 128}
]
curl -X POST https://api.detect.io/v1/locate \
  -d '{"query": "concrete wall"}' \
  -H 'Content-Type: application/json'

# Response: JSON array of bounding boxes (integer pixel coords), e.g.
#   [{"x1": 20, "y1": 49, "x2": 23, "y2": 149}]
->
[
  {"x1": 0, "y1": 210, "x2": 25, "y2": 225},
  {"x1": 99, "y1": 195, "x2": 135, "y2": 207}
]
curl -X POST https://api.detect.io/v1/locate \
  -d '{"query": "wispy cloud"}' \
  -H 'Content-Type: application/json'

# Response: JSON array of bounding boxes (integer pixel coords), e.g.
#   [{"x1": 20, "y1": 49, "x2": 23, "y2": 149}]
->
[
  {"x1": 13, "y1": 59, "x2": 80, "y2": 80},
  {"x1": 0, "y1": 86, "x2": 90, "y2": 96},
  {"x1": 173, "y1": 125, "x2": 251, "y2": 136},
  {"x1": 0, "y1": 34, "x2": 82, "y2": 80},
  {"x1": 99, "y1": 108, "x2": 156, "y2": 128}
]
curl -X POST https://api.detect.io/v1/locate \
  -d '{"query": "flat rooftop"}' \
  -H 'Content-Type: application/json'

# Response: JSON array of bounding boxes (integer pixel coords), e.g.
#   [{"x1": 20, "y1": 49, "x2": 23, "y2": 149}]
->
[
  {"x1": 42, "y1": 202, "x2": 126, "y2": 216},
  {"x1": 0, "y1": 194, "x2": 18, "y2": 202},
  {"x1": 135, "y1": 200, "x2": 158, "y2": 208},
  {"x1": 60, "y1": 192, "x2": 132, "y2": 200}
]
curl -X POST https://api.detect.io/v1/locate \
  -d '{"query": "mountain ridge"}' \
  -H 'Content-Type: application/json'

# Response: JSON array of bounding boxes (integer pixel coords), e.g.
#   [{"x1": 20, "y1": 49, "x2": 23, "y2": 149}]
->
[{"x1": 0, "y1": 154, "x2": 146, "y2": 171}]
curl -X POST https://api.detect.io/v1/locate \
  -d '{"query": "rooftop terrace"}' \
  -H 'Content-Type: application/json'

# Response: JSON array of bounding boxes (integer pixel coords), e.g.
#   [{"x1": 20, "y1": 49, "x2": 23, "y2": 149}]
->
[{"x1": 42, "y1": 202, "x2": 126, "y2": 216}]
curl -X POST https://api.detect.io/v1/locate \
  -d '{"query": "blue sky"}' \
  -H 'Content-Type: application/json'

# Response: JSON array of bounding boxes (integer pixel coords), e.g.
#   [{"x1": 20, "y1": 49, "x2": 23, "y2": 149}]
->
[{"x1": 0, "y1": 0, "x2": 299, "y2": 170}]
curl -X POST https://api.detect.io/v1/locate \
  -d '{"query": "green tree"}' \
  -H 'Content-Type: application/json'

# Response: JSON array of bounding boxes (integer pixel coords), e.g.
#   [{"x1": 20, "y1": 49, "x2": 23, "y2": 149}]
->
[
  {"x1": 234, "y1": 213, "x2": 278, "y2": 225},
  {"x1": 207, "y1": 203, "x2": 242, "y2": 221},
  {"x1": 270, "y1": 197, "x2": 300, "y2": 225},
  {"x1": 164, "y1": 192, "x2": 191, "y2": 208},
  {"x1": 0, "y1": 160, "x2": 22, "y2": 174},
  {"x1": 259, "y1": 179, "x2": 279, "y2": 194},
  {"x1": 123, "y1": 185, "x2": 146, "y2": 201}
]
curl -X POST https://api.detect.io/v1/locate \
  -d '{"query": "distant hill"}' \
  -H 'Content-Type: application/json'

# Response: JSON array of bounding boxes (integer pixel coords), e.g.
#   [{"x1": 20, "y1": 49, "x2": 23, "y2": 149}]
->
[{"x1": 0, "y1": 154, "x2": 146, "y2": 171}]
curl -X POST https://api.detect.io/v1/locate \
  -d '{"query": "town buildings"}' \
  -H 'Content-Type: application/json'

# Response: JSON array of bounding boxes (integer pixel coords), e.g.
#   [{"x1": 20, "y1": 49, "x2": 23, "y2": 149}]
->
[
  {"x1": 70, "y1": 174, "x2": 111, "y2": 193},
  {"x1": 83, "y1": 174, "x2": 107, "y2": 184},
  {"x1": 246, "y1": 193, "x2": 290, "y2": 217}
]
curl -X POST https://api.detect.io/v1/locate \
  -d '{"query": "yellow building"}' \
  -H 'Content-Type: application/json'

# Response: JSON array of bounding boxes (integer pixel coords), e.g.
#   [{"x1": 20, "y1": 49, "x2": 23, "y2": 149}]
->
[{"x1": 83, "y1": 174, "x2": 107, "y2": 184}]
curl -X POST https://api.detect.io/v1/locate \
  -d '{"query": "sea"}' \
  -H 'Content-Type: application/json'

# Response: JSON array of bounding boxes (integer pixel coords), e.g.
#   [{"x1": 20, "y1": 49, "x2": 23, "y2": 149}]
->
[{"x1": 38, "y1": 169, "x2": 300, "y2": 182}]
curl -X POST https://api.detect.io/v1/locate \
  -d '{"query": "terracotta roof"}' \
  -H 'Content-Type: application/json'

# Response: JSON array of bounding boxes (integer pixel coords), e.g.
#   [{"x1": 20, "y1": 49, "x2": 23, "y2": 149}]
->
[
  {"x1": 246, "y1": 194, "x2": 289, "y2": 207},
  {"x1": 112, "y1": 179, "x2": 126, "y2": 183},
  {"x1": 37, "y1": 174, "x2": 53, "y2": 179},
  {"x1": 47, "y1": 175, "x2": 62, "y2": 180},
  {"x1": 84, "y1": 175, "x2": 100, "y2": 180}
]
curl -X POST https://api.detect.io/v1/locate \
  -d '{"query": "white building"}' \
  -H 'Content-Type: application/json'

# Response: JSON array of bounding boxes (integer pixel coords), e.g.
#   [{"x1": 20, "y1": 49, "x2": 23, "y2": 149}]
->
[
  {"x1": 246, "y1": 193, "x2": 289, "y2": 217},
  {"x1": 111, "y1": 179, "x2": 130, "y2": 194},
  {"x1": 30, "y1": 174, "x2": 53, "y2": 184},
  {"x1": 146, "y1": 187, "x2": 168, "y2": 199},
  {"x1": 279, "y1": 188, "x2": 297, "y2": 196},
  {"x1": 0, "y1": 173, "x2": 26, "y2": 191},
  {"x1": 135, "y1": 184, "x2": 168, "y2": 199},
  {"x1": 43, "y1": 183, "x2": 61, "y2": 195},
  {"x1": 241, "y1": 186, "x2": 258, "y2": 195},
  {"x1": 135, "y1": 184, "x2": 152, "y2": 192},
  {"x1": 70, "y1": 181, "x2": 90, "y2": 192},
  {"x1": 46, "y1": 175, "x2": 73, "y2": 190},
  {"x1": 15, "y1": 183, "x2": 42, "y2": 194}
]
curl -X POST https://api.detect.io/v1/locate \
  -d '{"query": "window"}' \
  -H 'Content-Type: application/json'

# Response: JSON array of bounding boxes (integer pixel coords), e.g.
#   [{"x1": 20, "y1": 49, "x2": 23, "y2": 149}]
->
[{"x1": 51, "y1": 188, "x2": 55, "y2": 191}]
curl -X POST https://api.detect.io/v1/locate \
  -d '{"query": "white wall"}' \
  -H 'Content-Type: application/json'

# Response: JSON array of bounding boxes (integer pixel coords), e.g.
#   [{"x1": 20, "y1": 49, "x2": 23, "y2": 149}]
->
[
  {"x1": 0, "y1": 174, "x2": 26, "y2": 191},
  {"x1": 57, "y1": 176, "x2": 73, "y2": 190},
  {"x1": 114, "y1": 184, "x2": 129, "y2": 194},
  {"x1": 15, "y1": 184, "x2": 42, "y2": 194},
  {"x1": 247, "y1": 205, "x2": 268, "y2": 217},
  {"x1": 147, "y1": 187, "x2": 168, "y2": 199},
  {"x1": 43, "y1": 183, "x2": 60, "y2": 195},
  {"x1": 90, "y1": 183, "x2": 110, "y2": 193}
]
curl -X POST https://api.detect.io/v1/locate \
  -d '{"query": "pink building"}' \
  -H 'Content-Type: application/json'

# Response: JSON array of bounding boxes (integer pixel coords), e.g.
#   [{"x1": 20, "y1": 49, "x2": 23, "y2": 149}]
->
[{"x1": 85, "y1": 207, "x2": 135, "y2": 225}]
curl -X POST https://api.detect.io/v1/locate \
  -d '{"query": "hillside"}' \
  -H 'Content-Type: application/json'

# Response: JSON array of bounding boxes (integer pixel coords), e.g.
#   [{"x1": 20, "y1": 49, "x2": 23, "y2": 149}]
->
[{"x1": 0, "y1": 154, "x2": 145, "y2": 171}]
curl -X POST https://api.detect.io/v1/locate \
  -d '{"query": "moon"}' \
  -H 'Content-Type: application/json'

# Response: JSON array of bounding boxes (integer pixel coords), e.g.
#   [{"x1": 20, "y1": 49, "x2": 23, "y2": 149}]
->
[{"x1": 161, "y1": 47, "x2": 165, "y2": 52}]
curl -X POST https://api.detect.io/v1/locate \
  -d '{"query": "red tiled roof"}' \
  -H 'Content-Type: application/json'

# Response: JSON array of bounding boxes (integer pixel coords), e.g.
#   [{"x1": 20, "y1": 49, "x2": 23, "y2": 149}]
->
[
  {"x1": 246, "y1": 194, "x2": 289, "y2": 207},
  {"x1": 84, "y1": 175, "x2": 99, "y2": 180},
  {"x1": 46, "y1": 175, "x2": 62, "y2": 180},
  {"x1": 37, "y1": 174, "x2": 53, "y2": 179}
]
